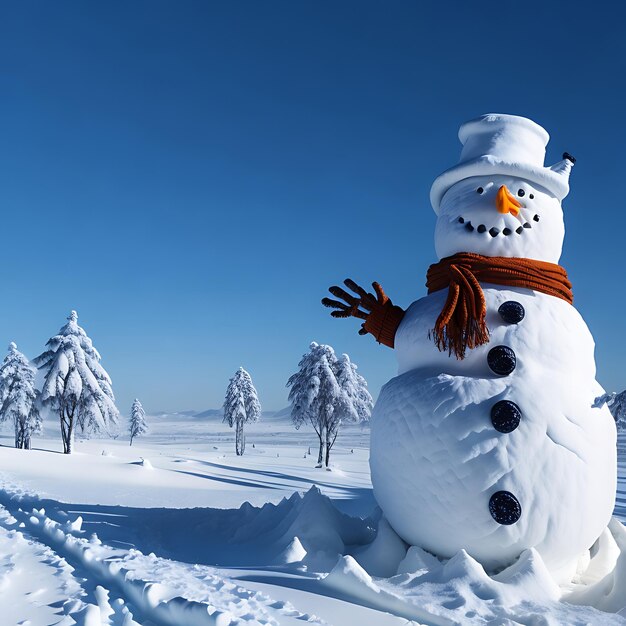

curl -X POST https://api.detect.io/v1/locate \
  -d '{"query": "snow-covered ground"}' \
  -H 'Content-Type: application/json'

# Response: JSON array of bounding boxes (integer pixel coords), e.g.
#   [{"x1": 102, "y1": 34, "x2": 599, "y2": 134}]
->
[{"x1": 0, "y1": 413, "x2": 625, "y2": 625}]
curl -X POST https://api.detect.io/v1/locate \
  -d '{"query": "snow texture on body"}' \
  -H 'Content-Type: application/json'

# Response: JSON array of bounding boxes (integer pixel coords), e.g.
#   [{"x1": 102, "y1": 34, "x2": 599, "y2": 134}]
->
[{"x1": 374, "y1": 286, "x2": 616, "y2": 579}]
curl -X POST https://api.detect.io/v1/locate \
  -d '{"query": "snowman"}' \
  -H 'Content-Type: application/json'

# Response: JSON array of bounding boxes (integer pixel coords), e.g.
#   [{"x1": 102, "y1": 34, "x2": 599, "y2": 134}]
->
[{"x1": 323, "y1": 113, "x2": 617, "y2": 582}]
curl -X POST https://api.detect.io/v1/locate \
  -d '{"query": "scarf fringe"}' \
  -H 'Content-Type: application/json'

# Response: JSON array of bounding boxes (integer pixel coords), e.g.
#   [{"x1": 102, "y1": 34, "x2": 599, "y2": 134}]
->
[
  {"x1": 426, "y1": 253, "x2": 573, "y2": 360},
  {"x1": 431, "y1": 309, "x2": 491, "y2": 360}
]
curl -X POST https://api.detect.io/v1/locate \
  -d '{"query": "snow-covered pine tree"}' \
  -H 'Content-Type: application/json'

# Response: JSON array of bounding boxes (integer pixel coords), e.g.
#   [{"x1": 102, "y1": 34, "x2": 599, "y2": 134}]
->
[
  {"x1": 223, "y1": 367, "x2": 261, "y2": 455},
  {"x1": 287, "y1": 343, "x2": 341, "y2": 467},
  {"x1": 35, "y1": 311, "x2": 120, "y2": 454},
  {"x1": 287, "y1": 343, "x2": 371, "y2": 468},
  {"x1": 0, "y1": 343, "x2": 41, "y2": 449},
  {"x1": 597, "y1": 390, "x2": 626, "y2": 431},
  {"x1": 612, "y1": 392, "x2": 626, "y2": 431},
  {"x1": 328, "y1": 353, "x2": 373, "y2": 461},
  {"x1": 129, "y1": 398, "x2": 148, "y2": 446}
]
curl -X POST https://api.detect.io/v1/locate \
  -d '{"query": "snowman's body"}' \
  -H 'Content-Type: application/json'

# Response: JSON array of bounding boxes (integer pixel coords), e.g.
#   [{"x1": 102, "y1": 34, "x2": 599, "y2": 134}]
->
[
  {"x1": 371, "y1": 285, "x2": 616, "y2": 576},
  {"x1": 365, "y1": 114, "x2": 617, "y2": 580}
]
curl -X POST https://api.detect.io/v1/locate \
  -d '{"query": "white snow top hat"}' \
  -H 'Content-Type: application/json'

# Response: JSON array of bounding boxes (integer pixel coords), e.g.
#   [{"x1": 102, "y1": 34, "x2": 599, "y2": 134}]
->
[{"x1": 430, "y1": 113, "x2": 574, "y2": 213}]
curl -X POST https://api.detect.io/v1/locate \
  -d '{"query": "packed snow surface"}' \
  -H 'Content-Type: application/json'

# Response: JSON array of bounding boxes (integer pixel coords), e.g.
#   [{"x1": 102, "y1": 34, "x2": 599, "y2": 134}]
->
[{"x1": 0, "y1": 413, "x2": 625, "y2": 625}]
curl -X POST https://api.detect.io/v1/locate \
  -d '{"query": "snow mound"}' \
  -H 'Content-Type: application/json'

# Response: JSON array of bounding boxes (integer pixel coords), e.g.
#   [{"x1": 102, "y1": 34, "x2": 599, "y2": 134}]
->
[
  {"x1": 274, "y1": 536, "x2": 307, "y2": 565},
  {"x1": 397, "y1": 545, "x2": 441, "y2": 575},
  {"x1": 324, "y1": 555, "x2": 379, "y2": 594},
  {"x1": 565, "y1": 518, "x2": 626, "y2": 614},
  {"x1": 352, "y1": 513, "x2": 407, "y2": 577},
  {"x1": 332, "y1": 514, "x2": 626, "y2": 625},
  {"x1": 229, "y1": 485, "x2": 375, "y2": 571}
]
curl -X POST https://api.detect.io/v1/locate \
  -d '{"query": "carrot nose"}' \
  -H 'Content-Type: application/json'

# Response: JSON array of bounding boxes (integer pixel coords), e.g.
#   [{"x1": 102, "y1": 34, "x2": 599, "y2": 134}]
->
[{"x1": 496, "y1": 185, "x2": 523, "y2": 216}]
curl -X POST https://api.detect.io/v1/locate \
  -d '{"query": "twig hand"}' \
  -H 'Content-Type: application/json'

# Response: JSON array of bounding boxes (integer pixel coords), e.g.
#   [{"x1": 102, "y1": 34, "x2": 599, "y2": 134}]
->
[{"x1": 322, "y1": 279, "x2": 390, "y2": 335}]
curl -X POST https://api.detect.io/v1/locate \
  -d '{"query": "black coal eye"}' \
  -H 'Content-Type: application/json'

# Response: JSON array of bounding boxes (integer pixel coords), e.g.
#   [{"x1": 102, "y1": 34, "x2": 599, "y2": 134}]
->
[
  {"x1": 518, "y1": 189, "x2": 525, "y2": 197},
  {"x1": 529, "y1": 194, "x2": 534, "y2": 199},
  {"x1": 477, "y1": 187, "x2": 484, "y2": 194}
]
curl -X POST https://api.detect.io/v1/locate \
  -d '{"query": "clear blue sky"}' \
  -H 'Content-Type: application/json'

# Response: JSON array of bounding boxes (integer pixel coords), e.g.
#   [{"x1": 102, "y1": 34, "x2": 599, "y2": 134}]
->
[{"x1": 1, "y1": 1, "x2": 624, "y2": 413}]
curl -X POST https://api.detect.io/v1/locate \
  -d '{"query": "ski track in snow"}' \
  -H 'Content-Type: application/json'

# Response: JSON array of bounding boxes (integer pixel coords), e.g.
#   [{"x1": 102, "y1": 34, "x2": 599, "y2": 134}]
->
[
  {"x1": 0, "y1": 422, "x2": 625, "y2": 625},
  {"x1": 0, "y1": 506, "x2": 85, "y2": 626},
  {"x1": 0, "y1": 495, "x2": 327, "y2": 626}
]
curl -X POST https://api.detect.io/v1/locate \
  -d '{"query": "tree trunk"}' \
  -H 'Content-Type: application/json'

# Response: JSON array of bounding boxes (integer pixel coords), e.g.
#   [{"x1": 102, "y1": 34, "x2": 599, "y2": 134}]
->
[
  {"x1": 235, "y1": 419, "x2": 245, "y2": 456},
  {"x1": 61, "y1": 406, "x2": 75, "y2": 454},
  {"x1": 129, "y1": 435, "x2": 133, "y2": 447},
  {"x1": 316, "y1": 422, "x2": 327, "y2": 468},
  {"x1": 61, "y1": 411, "x2": 68, "y2": 453},
  {"x1": 66, "y1": 417, "x2": 74, "y2": 454},
  {"x1": 325, "y1": 428, "x2": 339, "y2": 468}
]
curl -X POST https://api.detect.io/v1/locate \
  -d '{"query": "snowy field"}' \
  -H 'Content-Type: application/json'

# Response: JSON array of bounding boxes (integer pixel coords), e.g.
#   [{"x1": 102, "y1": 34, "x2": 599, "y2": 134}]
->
[{"x1": 0, "y1": 413, "x2": 625, "y2": 625}]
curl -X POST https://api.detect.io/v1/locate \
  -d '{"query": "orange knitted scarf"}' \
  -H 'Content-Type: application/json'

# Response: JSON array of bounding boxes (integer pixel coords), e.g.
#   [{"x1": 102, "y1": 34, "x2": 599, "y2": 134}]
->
[{"x1": 426, "y1": 253, "x2": 573, "y2": 359}]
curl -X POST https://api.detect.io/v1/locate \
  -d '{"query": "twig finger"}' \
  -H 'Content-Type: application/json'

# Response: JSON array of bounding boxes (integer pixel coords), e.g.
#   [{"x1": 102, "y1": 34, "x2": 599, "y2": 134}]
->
[
  {"x1": 344, "y1": 278, "x2": 369, "y2": 300},
  {"x1": 321, "y1": 297, "x2": 349, "y2": 310},
  {"x1": 329, "y1": 285, "x2": 360, "y2": 305}
]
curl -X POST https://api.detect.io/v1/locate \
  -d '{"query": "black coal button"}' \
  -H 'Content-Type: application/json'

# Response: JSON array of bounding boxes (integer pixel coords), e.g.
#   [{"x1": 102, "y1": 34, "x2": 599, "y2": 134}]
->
[
  {"x1": 498, "y1": 301, "x2": 525, "y2": 324},
  {"x1": 491, "y1": 400, "x2": 522, "y2": 433},
  {"x1": 488, "y1": 346, "x2": 516, "y2": 376},
  {"x1": 489, "y1": 491, "x2": 521, "y2": 525}
]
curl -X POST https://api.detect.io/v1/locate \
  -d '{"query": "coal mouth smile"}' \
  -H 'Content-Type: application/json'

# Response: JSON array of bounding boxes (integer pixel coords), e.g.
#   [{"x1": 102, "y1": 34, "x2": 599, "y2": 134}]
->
[{"x1": 457, "y1": 214, "x2": 539, "y2": 237}]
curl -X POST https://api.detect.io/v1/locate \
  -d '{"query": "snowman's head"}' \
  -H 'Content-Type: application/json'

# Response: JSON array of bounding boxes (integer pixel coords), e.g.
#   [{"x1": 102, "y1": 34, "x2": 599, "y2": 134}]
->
[
  {"x1": 434, "y1": 174, "x2": 564, "y2": 262},
  {"x1": 430, "y1": 114, "x2": 574, "y2": 264}
]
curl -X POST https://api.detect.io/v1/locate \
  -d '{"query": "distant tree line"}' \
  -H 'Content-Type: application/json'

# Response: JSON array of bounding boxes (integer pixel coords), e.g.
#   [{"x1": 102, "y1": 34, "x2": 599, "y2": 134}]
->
[
  {"x1": 0, "y1": 310, "x2": 372, "y2": 465},
  {"x1": 221, "y1": 344, "x2": 372, "y2": 467}
]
